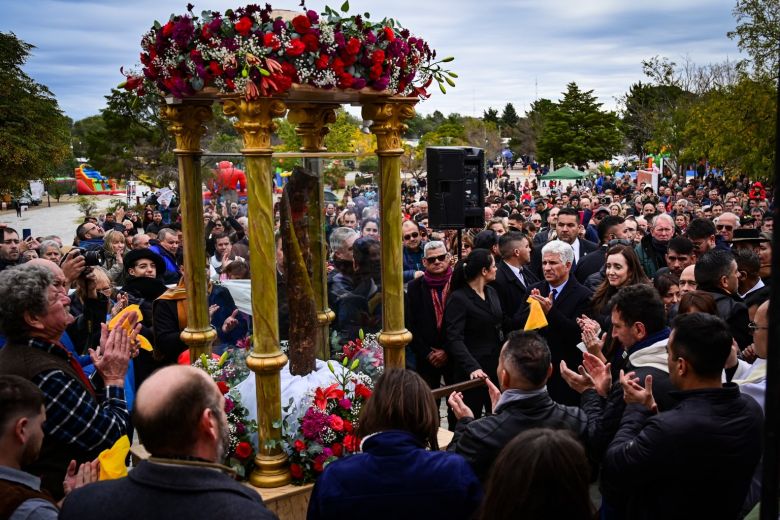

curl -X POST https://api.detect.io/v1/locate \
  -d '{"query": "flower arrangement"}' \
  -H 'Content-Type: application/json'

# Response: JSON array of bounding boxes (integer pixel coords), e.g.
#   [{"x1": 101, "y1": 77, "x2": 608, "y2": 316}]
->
[
  {"x1": 336, "y1": 330, "x2": 383, "y2": 379},
  {"x1": 121, "y1": 2, "x2": 456, "y2": 100},
  {"x1": 193, "y1": 352, "x2": 258, "y2": 479},
  {"x1": 279, "y1": 360, "x2": 374, "y2": 483}
]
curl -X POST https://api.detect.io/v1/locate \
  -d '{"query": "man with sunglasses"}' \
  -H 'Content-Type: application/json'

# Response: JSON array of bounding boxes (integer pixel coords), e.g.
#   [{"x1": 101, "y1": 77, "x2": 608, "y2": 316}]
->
[
  {"x1": 714, "y1": 212, "x2": 739, "y2": 242},
  {"x1": 402, "y1": 220, "x2": 426, "y2": 283}
]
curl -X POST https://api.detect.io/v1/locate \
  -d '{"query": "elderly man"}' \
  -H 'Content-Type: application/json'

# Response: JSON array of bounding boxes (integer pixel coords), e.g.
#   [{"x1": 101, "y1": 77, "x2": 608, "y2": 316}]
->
[
  {"x1": 526, "y1": 240, "x2": 593, "y2": 405},
  {"x1": 74, "y1": 221, "x2": 105, "y2": 251},
  {"x1": 406, "y1": 241, "x2": 453, "y2": 390},
  {"x1": 402, "y1": 219, "x2": 426, "y2": 282},
  {"x1": 678, "y1": 264, "x2": 698, "y2": 294},
  {"x1": 0, "y1": 263, "x2": 135, "y2": 500},
  {"x1": 714, "y1": 212, "x2": 740, "y2": 242},
  {"x1": 635, "y1": 213, "x2": 674, "y2": 278},
  {"x1": 130, "y1": 233, "x2": 151, "y2": 250},
  {"x1": 327, "y1": 227, "x2": 359, "y2": 317},
  {"x1": 60, "y1": 365, "x2": 277, "y2": 519},
  {"x1": 149, "y1": 228, "x2": 181, "y2": 284}
]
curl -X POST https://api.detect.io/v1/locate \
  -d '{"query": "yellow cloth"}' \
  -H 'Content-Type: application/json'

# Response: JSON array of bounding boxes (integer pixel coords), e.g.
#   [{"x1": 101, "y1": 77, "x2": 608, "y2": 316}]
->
[
  {"x1": 108, "y1": 304, "x2": 152, "y2": 351},
  {"x1": 524, "y1": 297, "x2": 548, "y2": 331},
  {"x1": 98, "y1": 435, "x2": 130, "y2": 480}
]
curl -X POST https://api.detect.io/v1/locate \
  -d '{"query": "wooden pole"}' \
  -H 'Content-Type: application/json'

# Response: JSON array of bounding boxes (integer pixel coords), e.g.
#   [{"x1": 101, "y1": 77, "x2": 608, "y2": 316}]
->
[
  {"x1": 362, "y1": 98, "x2": 418, "y2": 368},
  {"x1": 222, "y1": 96, "x2": 290, "y2": 488},
  {"x1": 160, "y1": 101, "x2": 216, "y2": 361}
]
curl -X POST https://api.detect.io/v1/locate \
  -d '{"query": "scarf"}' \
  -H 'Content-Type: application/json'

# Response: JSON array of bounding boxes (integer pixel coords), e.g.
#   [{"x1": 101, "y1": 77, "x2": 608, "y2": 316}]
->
[{"x1": 424, "y1": 267, "x2": 453, "y2": 331}]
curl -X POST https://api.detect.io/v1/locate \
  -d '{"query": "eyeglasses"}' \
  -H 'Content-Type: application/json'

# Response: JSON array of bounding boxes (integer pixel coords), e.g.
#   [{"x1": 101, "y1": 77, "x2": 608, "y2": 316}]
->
[
  {"x1": 748, "y1": 322, "x2": 769, "y2": 332},
  {"x1": 403, "y1": 232, "x2": 419, "y2": 241},
  {"x1": 424, "y1": 253, "x2": 448, "y2": 263},
  {"x1": 716, "y1": 224, "x2": 733, "y2": 231}
]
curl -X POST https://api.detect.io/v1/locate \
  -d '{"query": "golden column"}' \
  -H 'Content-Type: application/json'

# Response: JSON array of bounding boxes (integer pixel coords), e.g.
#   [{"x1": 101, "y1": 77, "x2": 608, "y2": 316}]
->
[
  {"x1": 286, "y1": 103, "x2": 339, "y2": 360},
  {"x1": 362, "y1": 98, "x2": 418, "y2": 369},
  {"x1": 222, "y1": 96, "x2": 290, "y2": 487},
  {"x1": 161, "y1": 101, "x2": 216, "y2": 361}
]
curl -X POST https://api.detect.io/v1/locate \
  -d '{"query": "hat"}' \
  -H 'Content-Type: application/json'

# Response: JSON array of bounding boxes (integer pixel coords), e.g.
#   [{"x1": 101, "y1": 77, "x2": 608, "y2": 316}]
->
[
  {"x1": 728, "y1": 228, "x2": 770, "y2": 243},
  {"x1": 594, "y1": 206, "x2": 610, "y2": 216},
  {"x1": 123, "y1": 249, "x2": 166, "y2": 276}
]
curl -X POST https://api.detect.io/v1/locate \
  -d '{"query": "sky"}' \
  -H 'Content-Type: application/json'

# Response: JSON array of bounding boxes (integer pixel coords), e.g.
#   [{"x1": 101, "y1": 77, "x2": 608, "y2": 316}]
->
[{"x1": 4, "y1": 0, "x2": 744, "y2": 122}]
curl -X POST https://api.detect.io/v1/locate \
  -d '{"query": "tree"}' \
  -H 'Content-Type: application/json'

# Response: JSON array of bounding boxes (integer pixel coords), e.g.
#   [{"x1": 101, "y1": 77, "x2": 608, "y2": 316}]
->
[
  {"x1": 483, "y1": 107, "x2": 499, "y2": 125},
  {"x1": 728, "y1": 0, "x2": 780, "y2": 79},
  {"x1": 536, "y1": 82, "x2": 624, "y2": 166},
  {"x1": 620, "y1": 81, "x2": 688, "y2": 158},
  {"x1": 500, "y1": 103, "x2": 520, "y2": 129},
  {"x1": 0, "y1": 33, "x2": 71, "y2": 192}
]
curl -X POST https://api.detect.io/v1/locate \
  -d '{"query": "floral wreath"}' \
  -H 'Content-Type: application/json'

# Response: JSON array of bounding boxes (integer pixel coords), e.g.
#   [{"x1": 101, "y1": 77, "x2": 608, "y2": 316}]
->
[{"x1": 122, "y1": 2, "x2": 456, "y2": 100}]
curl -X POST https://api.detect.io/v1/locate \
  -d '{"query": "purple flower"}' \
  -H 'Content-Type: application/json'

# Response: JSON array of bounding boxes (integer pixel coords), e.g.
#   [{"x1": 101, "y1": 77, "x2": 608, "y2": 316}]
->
[
  {"x1": 306, "y1": 10, "x2": 319, "y2": 23},
  {"x1": 273, "y1": 19, "x2": 286, "y2": 34},
  {"x1": 301, "y1": 408, "x2": 329, "y2": 442},
  {"x1": 224, "y1": 398, "x2": 235, "y2": 413},
  {"x1": 236, "y1": 422, "x2": 246, "y2": 435},
  {"x1": 208, "y1": 18, "x2": 222, "y2": 33},
  {"x1": 334, "y1": 32, "x2": 345, "y2": 48},
  {"x1": 363, "y1": 30, "x2": 376, "y2": 45},
  {"x1": 223, "y1": 38, "x2": 239, "y2": 52},
  {"x1": 338, "y1": 398, "x2": 352, "y2": 410},
  {"x1": 172, "y1": 16, "x2": 195, "y2": 47},
  {"x1": 373, "y1": 75, "x2": 390, "y2": 90},
  {"x1": 351, "y1": 77, "x2": 366, "y2": 89},
  {"x1": 323, "y1": 447, "x2": 333, "y2": 458}
]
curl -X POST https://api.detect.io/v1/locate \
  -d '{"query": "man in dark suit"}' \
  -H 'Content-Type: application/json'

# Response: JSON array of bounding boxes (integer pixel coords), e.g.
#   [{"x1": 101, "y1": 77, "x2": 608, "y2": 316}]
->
[
  {"x1": 527, "y1": 240, "x2": 593, "y2": 406},
  {"x1": 60, "y1": 365, "x2": 277, "y2": 520},
  {"x1": 530, "y1": 207, "x2": 598, "y2": 279},
  {"x1": 491, "y1": 231, "x2": 538, "y2": 334},
  {"x1": 406, "y1": 240, "x2": 453, "y2": 390},
  {"x1": 574, "y1": 215, "x2": 628, "y2": 283}
]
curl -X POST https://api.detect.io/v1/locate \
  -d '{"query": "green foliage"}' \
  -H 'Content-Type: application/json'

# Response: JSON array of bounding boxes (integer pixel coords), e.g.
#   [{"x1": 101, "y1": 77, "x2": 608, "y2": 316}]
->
[
  {"x1": 358, "y1": 156, "x2": 379, "y2": 173},
  {"x1": 483, "y1": 107, "x2": 500, "y2": 125},
  {"x1": 621, "y1": 81, "x2": 689, "y2": 158},
  {"x1": 727, "y1": 0, "x2": 780, "y2": 79},
  {"x1": 45, "y1": 179, "x2": 75, "y2": 202},
  {"x1": 0, "y1": 33, "x2": 72, "y2": 192},
  {"x1": 76, "y1": 196, "x2": 97, "y2": 217},
  {"x1": 536, "y1": 83, "x2": 624, "y2": 166},
  {"x1": 500, "y1": 103, "x2": 520, "y2": 129},
  {"x1": 324, "y1": 110, "x2": 361, "y2": 152}
]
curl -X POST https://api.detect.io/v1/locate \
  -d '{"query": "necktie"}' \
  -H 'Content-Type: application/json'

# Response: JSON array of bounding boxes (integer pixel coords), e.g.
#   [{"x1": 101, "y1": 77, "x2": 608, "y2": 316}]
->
[{"x1": 551, "y1": 288, "x2": 558, "y2": 301}]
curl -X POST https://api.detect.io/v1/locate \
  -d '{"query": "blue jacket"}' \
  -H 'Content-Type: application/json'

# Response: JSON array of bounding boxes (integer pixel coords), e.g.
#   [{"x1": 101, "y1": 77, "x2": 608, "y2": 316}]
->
[
  {"x1": 307, "y1": 430, "x2": 482, "y2": 520},
  {"x1": 402, "y1": 245, "x2": 425, "y2": 283},
  {"x1": 149, "y1": 244, "x2": 181, "y2": 284}
]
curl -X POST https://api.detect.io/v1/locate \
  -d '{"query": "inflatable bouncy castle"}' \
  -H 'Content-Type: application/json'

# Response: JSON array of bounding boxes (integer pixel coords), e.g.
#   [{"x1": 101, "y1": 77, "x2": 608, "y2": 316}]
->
[
  {"x1": 204, "y1": 161, "x2": 248, "y2": 201},
  {"x1": 75, "y1": 165, "x2": 124, "y2": 195}
]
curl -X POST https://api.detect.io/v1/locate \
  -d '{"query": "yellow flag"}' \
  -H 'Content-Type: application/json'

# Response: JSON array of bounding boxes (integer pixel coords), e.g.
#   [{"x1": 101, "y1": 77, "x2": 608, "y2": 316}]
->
[
  {"x1": 524, "y1": 297, "x2": 548, "y2": 331},
  {"x1": 98, "y1": 435, "x2": 130, "y2": 480},
  {"x1": 108, "y1": 304, "x2": 153, "y2": 351}
]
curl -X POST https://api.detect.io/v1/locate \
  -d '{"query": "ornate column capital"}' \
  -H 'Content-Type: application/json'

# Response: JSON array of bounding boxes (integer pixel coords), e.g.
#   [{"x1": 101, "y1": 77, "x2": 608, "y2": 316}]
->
[
  {"x1": 160, "y1": 102, "x2": 213, "y2": 154},
  {"x1": 362, "y1": 99, "x2": 417, "y2": 156},
  {"x1": 221, "y1": 97, "x2": 287, "y2": 153},
  {"x1": 286, "y1": 103, "x2": 339, "y2": 152}
]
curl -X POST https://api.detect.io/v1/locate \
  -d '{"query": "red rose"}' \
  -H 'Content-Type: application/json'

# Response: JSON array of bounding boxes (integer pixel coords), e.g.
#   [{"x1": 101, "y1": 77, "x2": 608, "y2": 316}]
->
[
  {"x1": 315, "y1": 53, "x2": 330, "y2": 70},
  {"x1": 331, "y1": 57, "x2": 345, "y2": 75},
  {"x1": 354, "y1": 384, "x2": 372, "y2": 399},
  {"x1": 338, "y1": 73, "x2": 354, "y2": 88},
  {"x1": 189, "y1": 49, "x2": 201, "y2": 60},
  {"x1": 280, "y1": 62, "x2": 298, "y2": 79},
  {"x1": 343, "y1": 420, "x2": 353, "y2": 432},
  {"x1": 329, "y1": 415, "x2": 344, "y2": 431},
  {"x1": 383, "y1": 27, "x2": 395, "y2": 41},
  {"x1": 209, "y1": 61, "x2": 223, "y2": 76},
  {"x1": 201, "y1": 26, "x2": 211, "y2": 40},
  {"x1": 263, "y1": 32, "x2": 280, "y2": 50},
  {"x1": 371, "y1": 50, "x2": 385, "y2": 64},
  {"x1": 216, "y1": 381, "x2": 230, "y2": 395},
  {"x1": 292, "y1": 14, "x2": 311, "y2": 34},
  {"x1": 302, "y1": 32, "x2": 319, "y2": 52},
  {"x1": 234, "y1": 16, "x2": 253, "y2": 37},
  {"x1": 341, "y1": 53, "x2": 356, "y2": 67},
  {"x1": 345, "y1": 37, "x2": 361, "y2": 56},
  {"x1": 294, "y1": 439, "x2": 307, "y2": 452},
  {"x1": 286, "y1": 39, "x2": 306, "y2": 57},
  {"x1": 369, "y1": 63, "x2": 383, "y2": 81},
  {"x1": 331, "y1": 442, "x2": 343, "y2": 457},
  {"x1": 234, "y1": 441, "x2": 252, "y2": 459},
  {"x1": 290, "y1": 463, "x2": 304, "y2": 479},
  {"x1": 313, "y1": 459, "x2": 324, "y2": 473},
  {"x1": 226, "y1": 78, "x2": 236, "y2": 90},
  {"x1": 272, "y1": 73, "x2": 292, "y2": 92},
  {"x1": 343, "y1": 434, "x2": 359, "y2": 452},
  {"x1": 162, "y1": 21, "x2": 174, "y2": 37}
]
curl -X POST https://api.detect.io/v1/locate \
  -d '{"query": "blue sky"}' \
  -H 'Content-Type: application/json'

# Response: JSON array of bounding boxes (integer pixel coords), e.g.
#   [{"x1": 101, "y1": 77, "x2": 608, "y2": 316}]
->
[{"x1": 4, "y1": 0, "x2": 743, "y2": 122}]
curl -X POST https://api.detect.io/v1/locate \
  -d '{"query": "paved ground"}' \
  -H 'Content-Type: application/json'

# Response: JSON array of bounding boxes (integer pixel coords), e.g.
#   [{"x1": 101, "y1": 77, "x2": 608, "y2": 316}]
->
[{"x1": 0, "y1": 195, "x2": 117, "y2": 245}]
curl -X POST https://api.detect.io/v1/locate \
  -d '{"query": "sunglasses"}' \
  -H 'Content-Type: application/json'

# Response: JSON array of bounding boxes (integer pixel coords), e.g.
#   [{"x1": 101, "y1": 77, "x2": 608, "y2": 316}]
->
[
  {"x1": 716, "y1": 225, "x2": 733, "y2": 231},
  {"x1": 425, "y1": 253, "x2": 448, "y2": 263},
  {"x1": 403, "y1": 232, "x2": 420, "y2": 240}
]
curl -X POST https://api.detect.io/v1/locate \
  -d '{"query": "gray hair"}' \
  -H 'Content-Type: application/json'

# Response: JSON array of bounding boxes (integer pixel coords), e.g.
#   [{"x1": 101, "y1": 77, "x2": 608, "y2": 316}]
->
[
  {"x1": 0, "y1": 264, "x2": 53, "y2": 341},
  {"x1": 714, "y1": 213, "x2": 741, "y2": 228},
  {"x1": 651, "y1": 213, "x2": 674, "y2": 228},
  {"x1": 157, "y1": 228, "x2": 176, "y2": 241},
  {"x1": 541, "y1": 240, "x2": 575, "y2": 265},
  {"x1": 423, "y1": 241, "x2": 446, "y2": 256},
  {"x1": 37, "y1": 240, "x2": 61, "y2": 256},
  {"x1": 329, "y1": 227, "x2": 359, "y2": 256}
]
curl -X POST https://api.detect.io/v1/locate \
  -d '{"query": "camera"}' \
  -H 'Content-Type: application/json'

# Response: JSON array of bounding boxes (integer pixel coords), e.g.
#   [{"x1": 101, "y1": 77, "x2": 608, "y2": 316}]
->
[{"x1": 75, "y1": 248, "x2": 106, "y2": 267}]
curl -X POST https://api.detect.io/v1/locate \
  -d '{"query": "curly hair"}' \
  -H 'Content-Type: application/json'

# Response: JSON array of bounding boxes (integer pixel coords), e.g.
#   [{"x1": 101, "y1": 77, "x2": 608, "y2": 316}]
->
[{"x1": 0, "y1": 264, "x2": 53, "y2": 341}]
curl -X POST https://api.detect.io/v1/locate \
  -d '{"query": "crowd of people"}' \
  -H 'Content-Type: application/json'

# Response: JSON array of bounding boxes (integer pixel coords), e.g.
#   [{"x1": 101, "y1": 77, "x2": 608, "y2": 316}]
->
[{"x1": 0, "y1": 165, "x2": 774, "y2": 519}]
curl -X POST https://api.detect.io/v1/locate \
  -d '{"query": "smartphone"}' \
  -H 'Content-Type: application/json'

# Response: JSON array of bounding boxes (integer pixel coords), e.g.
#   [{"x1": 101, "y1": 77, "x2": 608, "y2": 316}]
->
[{"x1": 22, "y1": 228, "x2": 32, "y2": 240}]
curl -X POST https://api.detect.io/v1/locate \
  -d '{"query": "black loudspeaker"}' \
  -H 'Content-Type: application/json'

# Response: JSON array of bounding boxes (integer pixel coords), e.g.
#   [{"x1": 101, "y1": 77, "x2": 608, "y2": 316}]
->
[{"x1": 426, "y1": 146, "x2": 485, "y2": 229}]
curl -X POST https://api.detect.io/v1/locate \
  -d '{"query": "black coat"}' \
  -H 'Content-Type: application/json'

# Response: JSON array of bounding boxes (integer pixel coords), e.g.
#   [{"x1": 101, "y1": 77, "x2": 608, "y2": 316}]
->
[
  {"x1": 700, "y1": 287, "x2": 752, "y2": 349},
  {"x1": 448, "y1": 392, "x2": 594, "y2": 481},
  {"x1": 60, "y1": 460, "x2": 277, "y2": 520},
  {"x1": 490, "y1": 260, "x2": 538, "y2": 334},
  {"x1": 405, "y1": 276, "x2": 448, "y2": 380},
  {"x1": 574, "y1": 247, "x2": 606, "y2": 283},
  {"x1": 529, "y1": 238, "x2": 599, "y2": 280},
  {"x1": 525, "y1": 277, "x2": 593, "y2": 406},
  {"x1": 603, "y1": 385, "x2": 763, "y2": 520},
  {"x1": 443, "y1": 285, "x2": 503, "y2": 382}
]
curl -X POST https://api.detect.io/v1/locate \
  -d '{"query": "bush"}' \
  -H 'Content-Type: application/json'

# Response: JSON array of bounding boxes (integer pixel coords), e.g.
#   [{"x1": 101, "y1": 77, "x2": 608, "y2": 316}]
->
[{"x1": 76, "y1": 196, "x2": 97, "y2": 216}]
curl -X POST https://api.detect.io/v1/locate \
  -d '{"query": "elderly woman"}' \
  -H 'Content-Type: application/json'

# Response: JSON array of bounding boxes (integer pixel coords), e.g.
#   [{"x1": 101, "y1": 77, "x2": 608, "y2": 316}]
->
[{"x1": 38, "y1": 240, "x2": 62, "y2": 264}]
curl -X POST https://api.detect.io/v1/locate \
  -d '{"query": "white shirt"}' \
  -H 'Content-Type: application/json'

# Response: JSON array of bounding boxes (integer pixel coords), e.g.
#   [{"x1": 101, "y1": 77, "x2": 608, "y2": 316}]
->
[
  {"x1": 571, "y1": 238, "x2": 582, "y2": 263},
  {"x1": 739, "y1": 278, "x2": 765, "y2": 299},
  {"x1": 504, "y1": 261, "x2": 526, "y2": 287}
]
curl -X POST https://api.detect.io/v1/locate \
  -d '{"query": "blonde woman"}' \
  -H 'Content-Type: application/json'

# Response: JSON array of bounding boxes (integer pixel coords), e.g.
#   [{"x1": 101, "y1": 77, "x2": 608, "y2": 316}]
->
[{"x1": 103, "y1": 229, "x2": 126, "y2": 284}]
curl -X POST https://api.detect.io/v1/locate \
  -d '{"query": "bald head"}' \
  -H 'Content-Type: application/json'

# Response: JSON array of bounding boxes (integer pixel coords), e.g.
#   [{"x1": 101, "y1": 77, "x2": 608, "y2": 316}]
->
[
  {"x1": 753, "y1": 301, "x2": 769, "y2": 359},
  {"x1": 133, "y1": 365, "x2": 226, "y2": 460},
  {"x1": 27, "y1": 258, "x2": 62, "y2": 275}
]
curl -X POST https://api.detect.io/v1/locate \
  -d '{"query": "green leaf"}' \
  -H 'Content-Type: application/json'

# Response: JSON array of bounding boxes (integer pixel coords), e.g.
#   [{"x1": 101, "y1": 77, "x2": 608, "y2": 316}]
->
[
  {"x1": 327, "y1": 361, "x2": 335, "y2": 373},
  {"x1": 358, "y1": 329, "x2": 364, "y2": 340},
  {"x1": 439, "y1": 82, "x2": 447, "y2": 94},
  {"x1": 364, "y1": 12, "x2": 370, "y2": 18},
  {"x1": 440, "y1": 56, "x2": 455, "y2": 63},
  {"x1": 448, "y1": 71, "x2": 459, "y2": 78},
  {"x1": 340, "y1": 0, "x2": 349, "y2": 12},
  {"x1": 351, "y1": 359, "x2": 360, "y2": 370},
  {"x1": 445, "y1": 77, "x2": 456, "y2": 87},
  {"x1": 342, "y1": 356, "x2": 349, "y2": 366},
  {"x1": 259, "y1": 67, "x2": 270, "y2": 77}
]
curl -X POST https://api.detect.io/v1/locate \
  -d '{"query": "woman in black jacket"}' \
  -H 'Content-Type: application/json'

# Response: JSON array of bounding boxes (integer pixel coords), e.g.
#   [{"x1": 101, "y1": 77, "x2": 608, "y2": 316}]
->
[{"x1": 444, "y1": 248, "x2": 503, "y2": 419}]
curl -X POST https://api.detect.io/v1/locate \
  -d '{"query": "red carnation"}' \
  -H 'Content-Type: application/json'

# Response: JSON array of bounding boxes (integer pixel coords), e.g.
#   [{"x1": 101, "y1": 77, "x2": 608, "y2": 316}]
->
[
  {"x1": 209, "y1": 61, "x2": 223, "y2": 76},
  {"x1": 216, "y1": 381, "x2": 230, "y2": 395},
  {"x1": 291, "y1": 14, "x2": 311, "y2": 34},
  {"x1": 313, "y1": 459, "x2": 324, "y2": 473},
  {"x1": 369, "y1": 63, "x2": 383, "y2": 81},
  {"x1": 338, "y1": 72, "x2": 354, "y2": 88},
  {"x1": 345, "y1": 37, "x2": 361, "y2": 55},
  {"x1": 263, "y1": 32, "x2": 280, "y2": 50},
  {"x1": 280, "y1": 62, "x2": 298, "y2": 79},
  {"x1": 290, "y1": 463, "x2": 304, "y2": 479},
  {"x1": 329, "y1": 415, "x2": 344, "y2": 431},
  {"x1": 200, "y1": 26, "x2": 210, "y2": 40},
  {"x1": 383, "y1": 27, "x2": 395, "y2": 41},
  {"x1": 371, "y1": 49, "x2": 385, "y2": 64},
  {"x1": 234, "y1": 441, "x2": 252, "y2": 459},
  {"x1": 331, "y1": 57, "x2": 345, "y2": 75},
  {"x1": 294, "y1": 439, "x2": 307, "y2": 452},
  {"x1": 162, "y1": 21, "x2": 174, "y2": 37},
  {"x1": 315, "y1": 53, "x2": 330, "y2": 70},
  {"x1": 354, "y1": 383, "x2": 372, "y2": 399},
  {"x1": 286, "y1": 38, "x2": 306, "y2": 57},
  {"x1": 331, "y1": 442, "x2": 344, "y2": 457},
  {"x1": 344, "y1": 434, "x2": 359, "y2": 452},
  {"x1": 343, "y1": 420, "x2": 353, "y2": 432},
  {"x1": 234, "y1": 16, "x2": 253, "y2": 36},
  {"x1": 226, "y1": 78, "x2": 236, "y2": 90},
  {"x1": 272, "y1": 73, "x2": 292, "y2": 93},
  {"x1": 302, "y1": 32, "x2": 319, "y2": 52}
]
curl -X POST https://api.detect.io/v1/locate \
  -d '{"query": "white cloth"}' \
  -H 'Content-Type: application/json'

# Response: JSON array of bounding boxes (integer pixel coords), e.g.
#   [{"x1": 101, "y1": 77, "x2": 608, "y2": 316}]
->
[
  {"x1": 628, "y1": 339, "x2": 669, "y2": 373},
  {"x1": 220, "y1": 280, "x2": 252, "y2": 315},
  {"x1": 733, "y1": 358, "x2": 767, "y2": 411}
]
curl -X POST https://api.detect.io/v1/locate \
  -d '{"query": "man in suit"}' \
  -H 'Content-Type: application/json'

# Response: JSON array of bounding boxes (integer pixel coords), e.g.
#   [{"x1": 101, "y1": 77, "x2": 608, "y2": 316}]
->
[
  {"x1": 530, "y1": 207, "x2": 598, "y2": 279},
  {"x1": 527, "y1": 240, "x2": 593, "y2": 406},
  {"x1": 60, "y1": 365, "x2": 277, "y2": 520},
  {"x1": 574, "y1": 215, "x2": 628, "y2": 284},
  {"x1": 491, "y1": 231, "x2": 538, "y2": 334}
]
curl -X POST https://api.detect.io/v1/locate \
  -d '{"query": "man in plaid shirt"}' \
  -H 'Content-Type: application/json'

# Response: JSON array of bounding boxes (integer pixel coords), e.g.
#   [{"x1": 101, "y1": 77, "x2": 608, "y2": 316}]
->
[{"x1": 0, "y1": 262, "x2": 138, "y2": 499}]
